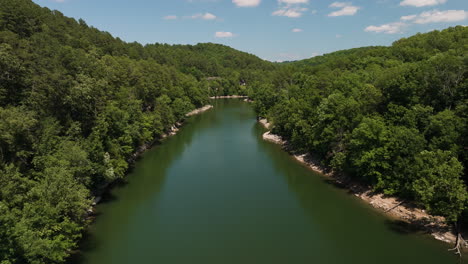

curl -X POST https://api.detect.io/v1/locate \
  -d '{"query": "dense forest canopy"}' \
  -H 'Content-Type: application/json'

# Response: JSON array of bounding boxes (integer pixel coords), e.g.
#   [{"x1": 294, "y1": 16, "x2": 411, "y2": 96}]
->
[
  {"x1": 0, "y1": 0, "x2": 273, "y2": 263},
  {"x1": 252, "y1": 26, "x2": 468, "y2": 223},
  {"x1": 0, "y1": 0, "x2": 467, "y2": 263}
]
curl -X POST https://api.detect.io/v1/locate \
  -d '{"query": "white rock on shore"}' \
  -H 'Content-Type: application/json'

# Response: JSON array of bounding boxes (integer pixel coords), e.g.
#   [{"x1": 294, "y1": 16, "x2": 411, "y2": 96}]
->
[
  {"x1": 186, "y1": 105, "x2": 213, "y2": 117},
  {"x1": 209, "y1": 95, "x2": 248, "y2": 99},
  {"x1": 259, "y1": 118, "x2": 272, "y2": 130},
  {"x1": 262, "y1": 131, "x2": 285, "y2": 145},
  {"x1": 259, "y1": 119, "x2": 457, "y2": 246}
]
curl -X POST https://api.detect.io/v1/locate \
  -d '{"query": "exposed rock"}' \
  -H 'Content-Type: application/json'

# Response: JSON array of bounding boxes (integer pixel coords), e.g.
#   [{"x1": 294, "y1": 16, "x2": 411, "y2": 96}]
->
[
  {"x1": 259, "y1": 119, "x2": 458, "y2": 246},
  {"x1": 262, "y1": 131, "x2": 285, "y2": 145},
  {"x1": 259, "y1": 118, "x2": 271, "y2": 130},
  {"x1": 209, "y1": 95, "x2": 248, "y2": 99},
  {"x1": 186, "y1": 105, "x2": 213, "y2": 117}
]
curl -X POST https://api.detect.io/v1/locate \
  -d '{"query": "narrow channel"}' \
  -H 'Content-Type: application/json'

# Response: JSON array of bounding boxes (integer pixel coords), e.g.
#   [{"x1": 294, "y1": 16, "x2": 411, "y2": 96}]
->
[{"x1": 76, "y1": 99, "x2": 459, "y2": 264}]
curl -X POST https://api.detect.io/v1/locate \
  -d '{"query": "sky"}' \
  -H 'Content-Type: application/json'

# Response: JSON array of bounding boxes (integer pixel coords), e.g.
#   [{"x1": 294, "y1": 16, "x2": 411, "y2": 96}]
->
[{"x1": 32, "y1": 0, "x2": 467, "y2": 62}]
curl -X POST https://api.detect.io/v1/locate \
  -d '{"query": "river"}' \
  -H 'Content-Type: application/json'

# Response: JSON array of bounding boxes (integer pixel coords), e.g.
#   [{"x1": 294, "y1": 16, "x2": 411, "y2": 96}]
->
[{"x1": 75, "y1": 99, "x2": 460, "y2": 264}]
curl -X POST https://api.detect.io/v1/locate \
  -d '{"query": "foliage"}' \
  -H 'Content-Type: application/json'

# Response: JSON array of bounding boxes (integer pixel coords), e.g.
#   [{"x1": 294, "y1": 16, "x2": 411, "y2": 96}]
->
[
  {"x1": 252, "y1": 26, "x2": 468, "y2": 225},
  {"x1": 0, "y1": 1, "x2": 467, "y2": 262},
  {"x1": 0, "y1": 0, "x2": 274, "y2": 262}
]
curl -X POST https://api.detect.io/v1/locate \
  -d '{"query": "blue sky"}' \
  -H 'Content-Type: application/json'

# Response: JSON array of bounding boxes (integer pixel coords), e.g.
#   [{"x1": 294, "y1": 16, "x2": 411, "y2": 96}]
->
[{"x1": 33, "y1": 0, "x2": 467, "y2": 61}]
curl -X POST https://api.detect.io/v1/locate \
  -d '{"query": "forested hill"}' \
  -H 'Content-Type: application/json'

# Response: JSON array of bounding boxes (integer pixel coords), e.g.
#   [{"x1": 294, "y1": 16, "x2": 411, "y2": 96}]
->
[
  {"x1": 0, "y1": 0, "x2": 467, "y2": 263},
  {"x1": 144, "y1": 43, "x2": 276, "y2": 82},
  {"x1": 0, "y1": 0, "x2": 274, "y2": 96},
  {"x1": 0, "y1": 0, "x2": 272, "y2": 263},
  {"x1": 252, "y1": 26, "x2": 468, "y2": 224}
]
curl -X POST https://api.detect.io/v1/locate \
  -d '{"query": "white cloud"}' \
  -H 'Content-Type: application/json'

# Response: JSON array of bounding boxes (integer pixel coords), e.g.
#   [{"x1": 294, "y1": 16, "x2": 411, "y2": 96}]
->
[
  {"x1": 272, "y1": 0, "x2": 309, "y2": 18},
  {"x1": 292, "y1": 28, "x2": 303, "y2": 32},
  {"x1": 336, "y1": 34, "x2": 342, "y2": 38},
  {"x1": 329, "y1": 2, "x2": 348, "y2": 8},
  {"x1": 328, "y1": 2, "x2": 360, "y2": 17},
  {"x1": 403, "y1": 9, "x2": 468, "y2": 24},
  {"x1": 191, "y1": 13, "x2": 217, "y2": 20},
  {"x1": 215, "y1": 31, "x2": 236, "y2": 38},
  {"x1": 273, "y1": 7, "x2": 308, "y2": 18},
  {"x1": 365, "y1": 8, "x2": 467, "y2": 34},
  {"x1": 232, "y1": 0, "x2": 261, "y2": 7},
  {"x1": 163, "y1": 15, "x2": 178, "y2": 20},
  {"x1": 400, "y1": 14, "x2": 417, "y2": 21},
  {"x1": 311, "y1": 52, "x2": 321, "y2": 57},
  {"x1": 365, "y1": 22, "x2": 407, "y2": 34},
  {"x1": 400, "y1": 0, "x2": 447, "y2": 7}
]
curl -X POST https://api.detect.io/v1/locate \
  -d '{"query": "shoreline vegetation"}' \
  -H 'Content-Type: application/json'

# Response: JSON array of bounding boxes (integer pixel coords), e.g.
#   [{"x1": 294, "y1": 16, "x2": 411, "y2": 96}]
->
[
  {"x1": 209, "y1": 95, "x2": 248, "y2": 99},
  {"x1": 1, "y1": 1, "x2": 466, "y2": 262},
  {"x1": 259, "y1": 118, "x2": 459, "y2": 246},
  {"x1": 89, "y1": 104, "x2": 214, "y2": 210}
]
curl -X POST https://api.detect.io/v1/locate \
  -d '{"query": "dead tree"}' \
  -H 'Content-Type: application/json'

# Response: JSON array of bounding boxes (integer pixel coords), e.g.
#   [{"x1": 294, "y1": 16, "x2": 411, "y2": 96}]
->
[{"x1": 449, "y1": 221, "x2": 467, "y2": 257}]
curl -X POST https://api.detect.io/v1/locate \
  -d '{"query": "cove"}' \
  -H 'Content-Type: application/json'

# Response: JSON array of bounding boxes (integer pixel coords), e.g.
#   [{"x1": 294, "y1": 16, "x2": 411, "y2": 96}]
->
[{"x1": 75, "y1": 99, "x2": 460, "y2": 264}]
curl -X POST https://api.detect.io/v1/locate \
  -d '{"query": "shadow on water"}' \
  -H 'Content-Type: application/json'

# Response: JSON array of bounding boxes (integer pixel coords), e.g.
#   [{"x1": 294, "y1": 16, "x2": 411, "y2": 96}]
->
[
  {"x1": 252, "y1": 122, "x2": 461, "y2": 264},
  {"x1": 69, "y1": 101, "x2": 231, "y2": 264},
  {"x1": 384, "y1": 220, "x2": 425, "y2": 235},
  {"x1": 71, "y1": 100, "x2": 462, "y2": 264}
]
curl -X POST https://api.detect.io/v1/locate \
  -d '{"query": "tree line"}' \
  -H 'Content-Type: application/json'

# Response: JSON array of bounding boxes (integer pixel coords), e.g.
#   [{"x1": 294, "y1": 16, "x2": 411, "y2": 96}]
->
[
  {"x1": 0, "y1": 0, "x2": 272, "y2": 263},
  {"x1": 251, "y1": 26, "x2": 468, "y2": 225},
  {"x1": 0, "y1": 0, "x2": 467, "y2": 263}
]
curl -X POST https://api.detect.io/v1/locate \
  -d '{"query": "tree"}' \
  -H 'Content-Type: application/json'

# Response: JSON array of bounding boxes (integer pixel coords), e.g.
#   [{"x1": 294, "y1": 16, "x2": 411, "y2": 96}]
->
[{"x1": 411, "y1": 150, "x2": 467, "y2": 222}]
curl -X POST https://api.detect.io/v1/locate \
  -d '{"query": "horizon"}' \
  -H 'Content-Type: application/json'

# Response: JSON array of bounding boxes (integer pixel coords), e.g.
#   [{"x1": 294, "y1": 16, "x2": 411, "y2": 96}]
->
[{"x1": 33, "y1": 0, "x2": 467, "y2": 62}]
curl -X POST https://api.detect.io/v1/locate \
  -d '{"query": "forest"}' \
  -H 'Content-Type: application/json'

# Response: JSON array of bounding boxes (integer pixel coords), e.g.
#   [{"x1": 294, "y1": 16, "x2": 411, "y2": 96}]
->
[
  {"x1": 0, "y1": 0, "x2": 273, "y2": 263},
  {"x1": 0, "y1": 0, "x2": 467, "y2": 263},
  {"x1": 252, "y1": 26, "x2": 468, "y2": 224}
]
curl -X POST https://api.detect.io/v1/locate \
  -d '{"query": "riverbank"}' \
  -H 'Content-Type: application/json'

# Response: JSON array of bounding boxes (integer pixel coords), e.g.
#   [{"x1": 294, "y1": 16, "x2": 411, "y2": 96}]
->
[
  {"x1": 209, "y1": 95, "x2": 248, "y2": 99},
  {"x1": 259, "y1": 118, "x2": 459, "y2": 246},
  {"x1": 90, "y1": 104, "x2": 214, "y2": 208},
  {"x1": 186, "y1": 105, "x2": 214, "y2": 117}
]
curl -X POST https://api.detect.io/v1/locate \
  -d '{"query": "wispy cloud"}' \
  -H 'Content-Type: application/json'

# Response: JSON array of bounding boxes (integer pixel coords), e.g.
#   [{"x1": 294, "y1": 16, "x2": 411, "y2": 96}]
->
[
  {"x1": 402, "y1": 9, "x2": 468, "y2": 24},
  {"x1": 400, "y1": 0, "x2": 447, "y2": 7},
  {"x1": 232, "y1": 0, "x2": 261, "y2": 7},
  {"x1": 163, "y1": 15, "x2": 178, "y2": 20},
  {"x1": 365, "y1": 22, "x2": 406, "y2": 34},
  {"x1": 189, "y1": 13, "x2": 217, "y2": 20},
  {"x1": 273, "y1": 0, "x2": 309, "y2": 18},
  {"x1": 365, "y1": 9, "x2": 468, "y2": 34},
  {"x1": 273, "y1": 7, "x2": 308, "y2": 18},
  {"x1": 328, "y1": 2, "x2": 360, "y2": 17},
  {"x1": 215, "y1": 31, "x2": 236, "y2": 38},
  {"x1": 292, "y1": 28, "x2": 303, "y2": 32}
]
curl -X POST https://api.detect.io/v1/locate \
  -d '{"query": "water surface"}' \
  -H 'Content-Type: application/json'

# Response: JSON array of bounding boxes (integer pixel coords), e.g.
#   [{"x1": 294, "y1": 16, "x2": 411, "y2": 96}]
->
[{"x1": 78, "y1": 99, "x2": 459, "y2": 264}]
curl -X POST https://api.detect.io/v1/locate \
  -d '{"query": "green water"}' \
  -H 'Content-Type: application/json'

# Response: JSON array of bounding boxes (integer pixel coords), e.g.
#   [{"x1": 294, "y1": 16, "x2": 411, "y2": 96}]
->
[{"x1": 77, "y1": 100, "x2": 460, "y2": 264}]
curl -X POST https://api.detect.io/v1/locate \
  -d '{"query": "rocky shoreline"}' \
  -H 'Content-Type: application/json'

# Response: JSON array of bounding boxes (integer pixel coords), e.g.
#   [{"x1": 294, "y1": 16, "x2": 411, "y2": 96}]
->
[
  {"x1": 259, "y1": 118, "x2": 458, "y2": 246},
  {"x1": 209, "y1": 95, "x2": 248, "y2": 99},
  {"x1": 186, "y1": 105, "x2": 214, "y2": 117}
]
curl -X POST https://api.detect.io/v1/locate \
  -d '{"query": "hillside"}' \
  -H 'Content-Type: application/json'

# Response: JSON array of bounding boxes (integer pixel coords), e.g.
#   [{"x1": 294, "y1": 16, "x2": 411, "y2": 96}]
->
[
  {"x1": 252, "y1": 25, "x2": 468, "y2": 227},
  {"x1": 0, "y1": 0, "x2": 271, "y2": 263},
  {"x1": 0, "y1": 0, "x2": 467, "y2": 263}
]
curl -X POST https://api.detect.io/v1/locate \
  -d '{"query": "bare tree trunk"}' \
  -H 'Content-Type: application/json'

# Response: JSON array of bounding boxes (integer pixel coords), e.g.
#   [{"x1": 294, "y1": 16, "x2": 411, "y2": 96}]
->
[{"x1": 449, "y1": 221, "x2": 467, "y2": 257}]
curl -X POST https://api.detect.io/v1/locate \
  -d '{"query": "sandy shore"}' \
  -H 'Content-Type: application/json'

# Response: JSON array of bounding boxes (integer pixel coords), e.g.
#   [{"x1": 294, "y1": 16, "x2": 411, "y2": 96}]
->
[{"x1": 259, "y1": 119, "x2": 457, "y2": 245}]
